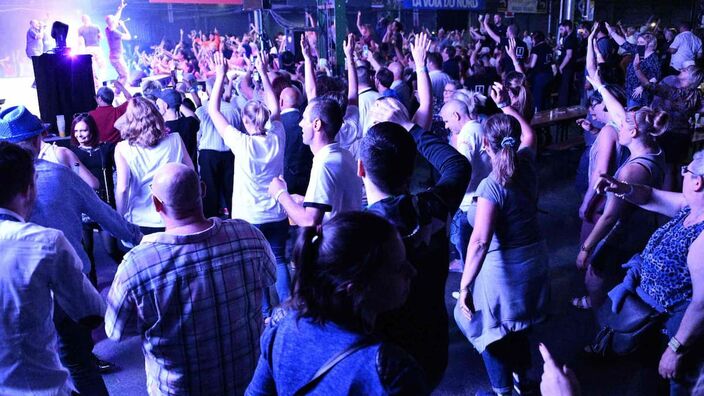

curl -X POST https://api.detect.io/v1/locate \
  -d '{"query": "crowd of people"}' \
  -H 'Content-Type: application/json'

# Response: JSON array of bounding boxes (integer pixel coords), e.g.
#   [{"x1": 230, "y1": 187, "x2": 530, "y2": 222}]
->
[{"x1": 2, "y1": 5, "x2": 704, "y2": 396}]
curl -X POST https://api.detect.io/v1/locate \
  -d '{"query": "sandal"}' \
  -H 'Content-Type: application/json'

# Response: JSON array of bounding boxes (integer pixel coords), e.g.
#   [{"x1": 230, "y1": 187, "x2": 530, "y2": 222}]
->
[{"x1": 571, "y1": 296, "x2": 592, "y2": 310}]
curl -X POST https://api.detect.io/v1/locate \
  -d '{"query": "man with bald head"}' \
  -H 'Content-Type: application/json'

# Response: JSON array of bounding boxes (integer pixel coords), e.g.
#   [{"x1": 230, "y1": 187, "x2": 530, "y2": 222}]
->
[
  {"x1": 78, "y1": 14, "x2": 104, "y2": 87},
  {"x1": 280, "y1": 86, "x2": 313, "y2": 195},
  {"x1": 388, "y1": 61, "x2": 413, "y2": 111},
  {"x1": 440, "y1": 99, "x2": 491, "y2": 264},
  {"x1": 105, "y1": 163, "x2": 276, "y2": 395}
]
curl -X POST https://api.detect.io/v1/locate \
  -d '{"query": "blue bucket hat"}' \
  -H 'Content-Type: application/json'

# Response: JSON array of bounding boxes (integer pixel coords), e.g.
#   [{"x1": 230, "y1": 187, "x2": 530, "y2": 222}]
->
[{"x1": 0, "y1": 106, "x2": 48, "y2": 143}]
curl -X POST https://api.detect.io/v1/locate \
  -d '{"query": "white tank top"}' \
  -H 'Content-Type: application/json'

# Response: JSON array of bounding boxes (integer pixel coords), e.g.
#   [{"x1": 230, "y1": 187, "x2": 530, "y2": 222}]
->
[
  {"x1": 38, "y1": 143, "x2": 62, "y2": 165},
  {"x1": 117, "y1": 133, "x2": 185, "y2": 228}
]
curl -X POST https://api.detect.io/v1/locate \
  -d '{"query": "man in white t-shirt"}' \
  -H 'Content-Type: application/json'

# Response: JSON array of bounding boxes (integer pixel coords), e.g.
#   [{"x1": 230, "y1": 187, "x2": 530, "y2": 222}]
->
[
  {"x1": 669, "y1": 22, "x2": 703, "y2": 74},
  {"x1": 268, "y1": 96, "x2": 362, "y2": 226},
  {"x1": 356, "y1": 63, "x2": 381, "y2": 135},
  {"x1": 440, "y1": 99, "x2": 491, "y2": 265}
]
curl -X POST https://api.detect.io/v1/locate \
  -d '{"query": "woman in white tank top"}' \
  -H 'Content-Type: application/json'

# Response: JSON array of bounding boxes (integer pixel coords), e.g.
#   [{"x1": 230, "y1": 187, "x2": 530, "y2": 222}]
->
[{"x1": 114, "y1": 96, "x2": 194, "y2": 233}]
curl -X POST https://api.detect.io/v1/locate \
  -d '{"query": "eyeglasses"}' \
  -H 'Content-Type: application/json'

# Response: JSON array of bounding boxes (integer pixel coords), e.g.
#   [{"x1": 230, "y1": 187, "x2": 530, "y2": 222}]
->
[{"x1": 681, "y1": 166, "x2": 703, "y2": 176}]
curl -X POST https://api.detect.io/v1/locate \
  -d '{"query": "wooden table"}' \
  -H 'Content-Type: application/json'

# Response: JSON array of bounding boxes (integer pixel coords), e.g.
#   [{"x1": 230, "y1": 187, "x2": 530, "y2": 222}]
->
[{"x1": 532, "y1": 105, "x2": 588, "y2": 149}]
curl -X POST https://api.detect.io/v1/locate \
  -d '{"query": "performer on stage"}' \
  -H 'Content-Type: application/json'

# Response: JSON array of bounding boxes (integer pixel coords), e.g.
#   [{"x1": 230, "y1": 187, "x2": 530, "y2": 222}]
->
[
  {"x1": 26, "y1": 19, "x2": 44, "y2": 88},
  {"x1": 105, "y1": 0, "x2": 131, "y2": 93},
  {"x1": 79, "y1": 15, "x2": 105, "y2": 88}
]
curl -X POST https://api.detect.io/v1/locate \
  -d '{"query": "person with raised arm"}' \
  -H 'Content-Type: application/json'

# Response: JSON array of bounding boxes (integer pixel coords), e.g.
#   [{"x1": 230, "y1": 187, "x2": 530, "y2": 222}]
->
[
  {"x1": 105, "y1": 0, "x2": 131, "y2": 94},
  {"x1": 208, "y1": 51, "x2": 291, "y2": 320},
  {"x1": 454, "y1": 80, "x2": 547, "y2": 396}
]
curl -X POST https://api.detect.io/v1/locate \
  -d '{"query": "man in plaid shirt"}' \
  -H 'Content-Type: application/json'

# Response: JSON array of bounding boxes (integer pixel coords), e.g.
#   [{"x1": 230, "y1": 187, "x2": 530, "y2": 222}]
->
[{"x1": 105, "y1": 163, "x2": 276, "y2": 395}]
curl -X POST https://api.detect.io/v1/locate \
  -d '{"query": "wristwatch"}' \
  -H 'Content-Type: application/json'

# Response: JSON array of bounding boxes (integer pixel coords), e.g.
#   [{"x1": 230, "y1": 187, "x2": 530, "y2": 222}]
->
[{"x1": 668, "y1": 337, "x2": 685, "y2": 354}]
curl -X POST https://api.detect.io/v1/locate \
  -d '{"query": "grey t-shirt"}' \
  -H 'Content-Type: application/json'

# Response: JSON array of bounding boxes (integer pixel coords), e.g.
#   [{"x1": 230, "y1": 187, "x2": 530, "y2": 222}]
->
[
  {"x1": 469, "y1": 148, "x2": 541, "y2": 251},
  {"x1": 106, "y1": 27, "x2": 123, "y2": 56},
  {"x1": 78, "y1": 25, "x2": 100, "y2": 47},
  {"x1": 26, "y1": 27, "x2": 43, "y2": 57}
]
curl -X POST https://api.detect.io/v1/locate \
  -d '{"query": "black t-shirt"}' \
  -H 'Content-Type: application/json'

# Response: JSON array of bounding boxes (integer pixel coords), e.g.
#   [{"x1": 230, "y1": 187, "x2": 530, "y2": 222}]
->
[
  {"x1": 442, "y1": 59, "x2": 460, "y2": 81},
  {"x1": 165, "y1": 116, "x2": 200, "y2": 167},
  {"x1": 498, "y1": 37, "x2": 529, "y2": 74},
  {"x1": 71, "y1": 143, "x2": 115, "y2": 205},
  {"x1": 531, "y1": 42, "x2": 554, "y2": 74},
  {"x1": 464, "y1": 72, "x2": 497, "y2": 97},
  {"x1": 558, "y1": 32, "x2": 578, "y2": 67}
]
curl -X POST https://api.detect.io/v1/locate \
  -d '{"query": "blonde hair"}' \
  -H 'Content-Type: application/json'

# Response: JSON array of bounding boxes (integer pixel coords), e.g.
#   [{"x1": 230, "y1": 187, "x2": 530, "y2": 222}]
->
[
  {"x1": 122, "y1": 96, "x2": 168, "y2": 147},
  {"x1": 623, "y1": 107, "x2": 669, "y2": 142},
  {"x1": 242, "y1": 100, "x2": 270, "y2": 135}
]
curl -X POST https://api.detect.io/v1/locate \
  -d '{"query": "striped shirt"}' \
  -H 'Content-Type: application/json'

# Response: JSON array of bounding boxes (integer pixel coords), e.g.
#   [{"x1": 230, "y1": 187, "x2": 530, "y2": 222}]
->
[
  {"x1": 196, "y1": 100, "x2": 241, "y2": 152},
  {"x1": 105, "y1": 218, "x2": 276, "y2": 396}
]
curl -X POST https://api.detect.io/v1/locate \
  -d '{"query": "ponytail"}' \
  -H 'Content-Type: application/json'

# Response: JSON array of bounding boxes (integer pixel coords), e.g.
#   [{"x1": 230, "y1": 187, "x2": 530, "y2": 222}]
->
[
  {"x1": 242, "y1": 100, "x2": 270, "y2": 135},
  {"x1": 484, "y1": 114, "x2": 521, "y2": 186},
  {"x1": 291, "y1": 225, "x2": 322, "y2": 309}
]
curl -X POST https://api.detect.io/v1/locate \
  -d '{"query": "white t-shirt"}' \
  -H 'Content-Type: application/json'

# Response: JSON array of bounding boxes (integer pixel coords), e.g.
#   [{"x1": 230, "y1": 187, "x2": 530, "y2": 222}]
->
[
  {"x1": 455, "y1": 120, "x2": 492, "y2": 212},
  {"x1": 670, "y1": 31, "x2": 703, "y2": 71},
  {"x1": 118, "y1": 133, "x2": 186, "y2": 228},
  {"x1": 358, "y1": 88, "x2": 381, "y2": 136},
  {"x1": 223, "y1": 121, "x2": 287, "y2": 224},
  {"x1": 335, "y1": 105, "x2": 362, "y2": 160},
  {"x1": 304, "y1": 143, "x2": 362, "y2": 224}
]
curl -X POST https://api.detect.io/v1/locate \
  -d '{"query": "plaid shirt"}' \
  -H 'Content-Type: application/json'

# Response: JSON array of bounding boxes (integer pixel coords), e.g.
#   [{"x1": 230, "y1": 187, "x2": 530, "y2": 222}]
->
[{"x1": 105, "y1": 218, "x2": 276, "y2": 396}]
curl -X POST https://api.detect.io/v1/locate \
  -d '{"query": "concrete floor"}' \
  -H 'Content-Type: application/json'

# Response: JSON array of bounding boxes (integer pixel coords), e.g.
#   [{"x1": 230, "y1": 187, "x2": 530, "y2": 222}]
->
[{"x1": 88, "y1": 144, "x2": 669, "y2": 395}]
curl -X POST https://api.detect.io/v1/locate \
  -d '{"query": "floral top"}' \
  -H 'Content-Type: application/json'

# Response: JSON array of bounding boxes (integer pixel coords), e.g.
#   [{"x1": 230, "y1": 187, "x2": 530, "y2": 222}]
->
[
  {"x1": 639, "y1": 207, "x2": 704, "y2": 309},
  {"x1": 621, "y1": 42, "x2": 661, "y2": 107}
]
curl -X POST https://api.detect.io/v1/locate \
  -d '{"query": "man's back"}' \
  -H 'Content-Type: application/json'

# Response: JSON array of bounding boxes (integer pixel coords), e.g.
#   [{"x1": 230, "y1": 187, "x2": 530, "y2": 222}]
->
[
  {"x1": 671, "y1": 31, "x2": 703, "y2": 70},
  {"x1": 281, "y1": 109, "x2": 312, "y2": 195},
  {"x1": 105, "y1": 218, "x2": 275, "y2": 396},
  {"x1": 0, "y1": 215, "x2": 104, "y2": 396}
]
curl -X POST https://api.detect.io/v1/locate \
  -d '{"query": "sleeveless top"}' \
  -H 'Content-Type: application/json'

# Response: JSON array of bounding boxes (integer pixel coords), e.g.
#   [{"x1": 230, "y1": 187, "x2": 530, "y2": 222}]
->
[
  {"x1": 116, "y1": 133, "x2": 185, "y2": 228},
  {"x1": 603, "y1": 150, "x2": 665, "y2": 252},
  {"x1": 71, "y1": 143, "x2": 116, "y2": 206},
  {"x1": 639, "y1": 207, "x2": 704, "y2": 309},
  {"x1": 587, "y1": 124, "x2": 629, "y2": 185}
]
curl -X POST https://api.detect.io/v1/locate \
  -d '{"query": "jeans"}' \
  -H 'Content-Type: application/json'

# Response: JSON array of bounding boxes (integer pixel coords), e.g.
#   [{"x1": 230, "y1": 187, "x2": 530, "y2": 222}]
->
[
  {"x1": 558, "y1": 67, "x2": 576, "y2": 107},
  {"x1": 450, "y1": 209, "x2": 472, "y2": 264},
  {"x1": 530, "y1": 71, "x2": 554, "y2": 111},
  {"x1": 481, "y1": 331, "x2": 532, "y2": 395},
  {"x1": 254, "y1": 219, "x2": 291, "y2": 316},
  {"x1": 54, "y1": 304, "x2": 109, "y2": 396}
]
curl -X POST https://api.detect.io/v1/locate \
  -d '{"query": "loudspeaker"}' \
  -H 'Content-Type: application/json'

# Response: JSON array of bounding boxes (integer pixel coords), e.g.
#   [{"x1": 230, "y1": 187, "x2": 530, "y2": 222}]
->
[
  {"x1": 242, "y1": 0, "x2": 271, "y2": 10},
  {"x1": 32, "y1": 53, "x2": 96, "y2": 132}
]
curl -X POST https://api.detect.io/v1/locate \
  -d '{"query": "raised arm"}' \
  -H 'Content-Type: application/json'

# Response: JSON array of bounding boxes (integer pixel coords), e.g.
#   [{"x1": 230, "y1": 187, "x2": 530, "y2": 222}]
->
[
  {"x1": 505, "y1": 37, "x2": 525, "y2": 73},
  {"x1": 114, "y1": 0, "x2": 126, "y2": 23},
  {"x1": 356, "y1": 11, "x2": 365, "y2": 35},
  {"x1": 605, "y1": 22, "x2": 626, "y2": 46},
  {"x1": 410, "y1": 32, "x2": 433, "y2": 130},
  {"x1": 593, "y1": 175, "x2": 688, "y2": 218},
  {"x1": 301, "y1": 34, "x2": 316, "y2": 100},
  {"x1": 586, "y1": 35, "x2": 626, "y2": 126},
  {"x1": 255, "y1": 55, "x2": 279, "y2": 121},
  {"x1": 482, "y1": 16, "x2": 501, "y2": 44},
  {"x1": 344, "y1": 33, "x2": 358, "y2": 107},
  {"x1": 208, "y1": 52, "x2": 236, "y2": 138},
  {"x1": 490, "y1": 82, "x2": 537, "y2": 153}
]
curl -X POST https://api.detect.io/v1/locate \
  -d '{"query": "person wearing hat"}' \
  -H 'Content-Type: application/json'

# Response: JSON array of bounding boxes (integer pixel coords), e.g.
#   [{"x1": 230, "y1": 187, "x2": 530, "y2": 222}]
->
[
  {"x1": 89, "y1": 82, "x2": 132, "y2": 143},
  {"x1": 0, "y1": 106, "x2": 143, "y2": 396},
  {"x1": 156, "y1": 88, "x2": 200, "y2": 168},
  {"x1": 0, "y1": 140, "x2": 106, "y2": 396}
]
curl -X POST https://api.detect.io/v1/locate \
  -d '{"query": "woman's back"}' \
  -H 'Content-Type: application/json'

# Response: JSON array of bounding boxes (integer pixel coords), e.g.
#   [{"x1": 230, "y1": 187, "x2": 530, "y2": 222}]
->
[
  {"x1": 222, "y1": 121, "x2": 286, "y2": 224},
  {"x1": 246, "y1": 313, "x2": 427, "y2": 396},
  {"x1": 118, "y1": 133, "x2": 185, "y2": 227}
]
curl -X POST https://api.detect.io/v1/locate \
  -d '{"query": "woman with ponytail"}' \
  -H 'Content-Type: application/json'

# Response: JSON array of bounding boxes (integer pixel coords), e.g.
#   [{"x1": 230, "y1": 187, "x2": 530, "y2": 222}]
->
[
  {"x1": 573, "y1": 25, "x2": 668, "y2": 311},
  {"x1": 454, "y1": 81, "x2": 549, "y2": 395},
  {"x1": 246, "y1": 211, "x2": 426, "y2": 395}
]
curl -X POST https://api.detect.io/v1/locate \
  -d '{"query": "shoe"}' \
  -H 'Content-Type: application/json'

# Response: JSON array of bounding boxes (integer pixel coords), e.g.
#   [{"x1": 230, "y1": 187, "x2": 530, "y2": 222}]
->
[{"x1": 93, "y1": 354, "x2": 117, "y2": 374}]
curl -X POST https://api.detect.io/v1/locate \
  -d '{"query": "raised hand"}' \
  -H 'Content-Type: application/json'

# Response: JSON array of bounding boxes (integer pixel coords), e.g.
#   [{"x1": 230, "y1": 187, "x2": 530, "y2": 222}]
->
[
  {"x1": 490, "y1": 82, "x2": 509, "y2": 106},
  {"x1": 505, "y1": 37, "x2": 517, "y2": 60},
  {"x1": 368, "y1": 98, "x2": 413, "y2": 130},
  {"x1": 410, "y1": 31, "x2": 431, "y2": 68},
  {"x1": 254, "y1": 54, "x2": 267, "y2": 75},
  {"x1": 300, "y1": 34, "x2": 312, "y2": 61},
  {"x1": 212, "y1": 51, "x2": 227, "y2": 79},
  {"x1": 343, "y1": 33, "x2": 355, "y2": 60}
]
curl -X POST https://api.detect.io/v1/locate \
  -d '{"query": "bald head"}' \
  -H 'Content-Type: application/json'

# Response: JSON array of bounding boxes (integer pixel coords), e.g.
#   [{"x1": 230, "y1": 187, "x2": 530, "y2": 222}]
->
[
  {"x1": 441, "y1": 99, "x2": 469, "y2": 117},
  {"x1": 388, "y1": 62, "x2": 403, "y2": 81},
  {"x1": 152, "y1": 163, "x2": 202, "y2": 215},
  {"x1": 280, "y1": 87, "x2": 300, "y2": 110}
]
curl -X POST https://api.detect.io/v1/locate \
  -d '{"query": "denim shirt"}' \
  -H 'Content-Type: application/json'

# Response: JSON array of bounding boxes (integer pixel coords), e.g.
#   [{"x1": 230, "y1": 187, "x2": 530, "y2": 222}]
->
[{"x1": 30, "y1": 159, "x2": 142, "y2": 273}]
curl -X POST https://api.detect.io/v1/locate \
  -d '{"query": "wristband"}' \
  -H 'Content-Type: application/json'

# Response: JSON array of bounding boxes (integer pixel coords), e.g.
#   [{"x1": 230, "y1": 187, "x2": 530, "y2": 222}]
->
[
  {"x1": 416, "y1": 66, "x2": 427, "y2": 73},
  {"x1": 273, "y1": 189, "x2": 287, "y2": 202},
  {"x1": 497, "y1": 102, "x2": 509, "y2": 109},
  {"x1": 668, "y1": 337, "x2": 684, "y2": 354}
]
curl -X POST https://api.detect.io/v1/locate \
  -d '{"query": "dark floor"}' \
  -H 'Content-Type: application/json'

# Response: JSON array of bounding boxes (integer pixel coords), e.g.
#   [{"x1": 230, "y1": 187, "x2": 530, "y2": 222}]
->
[{"x1": 88, "y1": 139, "x2": 669, "y2": 395}]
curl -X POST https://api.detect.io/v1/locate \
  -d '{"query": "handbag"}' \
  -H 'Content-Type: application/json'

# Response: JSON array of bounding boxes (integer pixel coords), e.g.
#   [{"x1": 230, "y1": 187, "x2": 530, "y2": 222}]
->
[{"x1": 589, "y1": 291, "x2": 665, "y2": 356}]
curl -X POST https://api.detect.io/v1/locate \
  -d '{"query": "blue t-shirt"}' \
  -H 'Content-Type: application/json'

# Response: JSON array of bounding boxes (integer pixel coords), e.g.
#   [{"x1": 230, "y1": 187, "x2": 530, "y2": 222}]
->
[{"x1": 469, "y1": 148, "x2": 542, "y2": 251}]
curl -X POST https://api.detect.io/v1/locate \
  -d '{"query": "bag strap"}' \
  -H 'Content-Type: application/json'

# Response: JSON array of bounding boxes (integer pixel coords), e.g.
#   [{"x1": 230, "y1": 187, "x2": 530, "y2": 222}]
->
[{"x1": 293, "y1": 338, "x2": 375, "y2": 396}]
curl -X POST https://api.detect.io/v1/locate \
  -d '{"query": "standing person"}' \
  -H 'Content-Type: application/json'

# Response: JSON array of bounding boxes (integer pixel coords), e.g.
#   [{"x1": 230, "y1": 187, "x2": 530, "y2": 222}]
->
[
  {"x1": 89, "y1": 83, "x2": 132, "y2": 143},
  {"x1": 279, "y1": 86, "x2": 312, "y2": 196},
  {"x1": 1, "y1": 105, "x2": 142, "y2": 396},
  {"x1": 428, "y1": 52, "x2": 452, "y2": 107},
  {"x1": 668, "y1": 22, "x2": 703, "y2": 76},
  {"x1": 114, "y1": 96, "x2": 194, "y2": 235},
  {"x1": 156, "y1": 89, "x2": 200, "y2": 168},
  {"x1": 557, "y1": 20, "x2": 578, "y2": 107},
  {"x1": 246, "y1": 212, "x2": 427, "y2": 395},
  {"x1": 106, "y1": 163, "x2": 276, "y2": 396},
  {"x1": 209, "y1": 52, "x2": 290, "y2": 319},
  {"x1": 26, "y1": 19, "x2": 44, "y2": 88},
  {"x1": 105, "y1": 0, "x2": 131, "y2": 93},
  {"x1": 0, "y1": 141, "x2": 106, "y2": 396},
  {"x1": 455, "y1": 84, "x2": 548, "y2": 396},
  {"x1": 526, "y1": 31, "x2": 554, "y2": 111},
  {"x1": 78, "y1": 15, "x2": 105, "y2": 87},
  {"x1": 195, "y1": 79, "x2": 239, "y2": 218}
]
